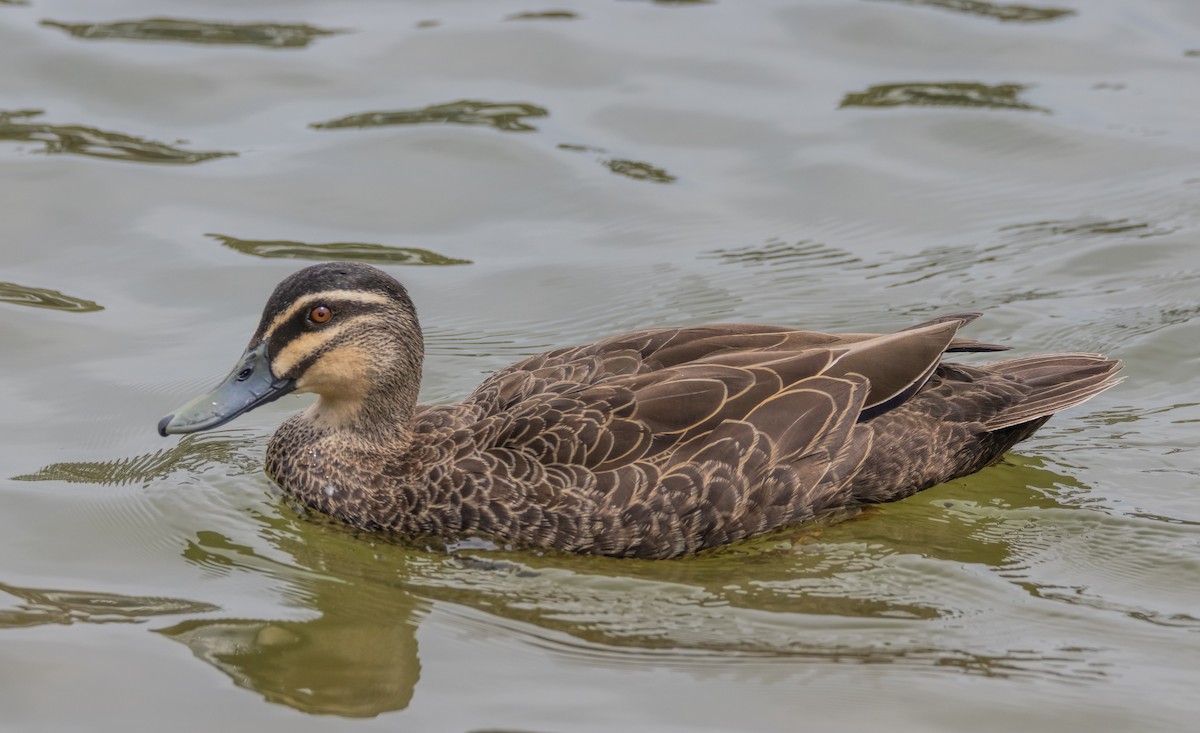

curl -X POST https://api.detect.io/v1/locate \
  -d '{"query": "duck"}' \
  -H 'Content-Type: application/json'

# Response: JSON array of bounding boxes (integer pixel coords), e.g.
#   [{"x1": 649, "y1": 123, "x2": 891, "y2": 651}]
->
[{"x1": 158, "y1": 262, "x2": 1121, "y2": 559}]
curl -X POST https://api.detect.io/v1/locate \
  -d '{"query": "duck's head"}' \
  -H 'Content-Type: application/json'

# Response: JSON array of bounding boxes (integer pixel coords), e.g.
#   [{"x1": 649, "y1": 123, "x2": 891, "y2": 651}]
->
[{"x1": 158, "y1": 262, "x2": 423, "y2": 438}]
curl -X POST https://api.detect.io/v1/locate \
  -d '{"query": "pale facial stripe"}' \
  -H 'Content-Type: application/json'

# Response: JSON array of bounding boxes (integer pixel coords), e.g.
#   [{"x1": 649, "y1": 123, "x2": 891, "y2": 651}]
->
[
  {"x1": 270, "y1": 318, "x2": 367, "y2": 377},
  {"x1": 261, "y1": 290, "x2": 393, "y2": 343}
]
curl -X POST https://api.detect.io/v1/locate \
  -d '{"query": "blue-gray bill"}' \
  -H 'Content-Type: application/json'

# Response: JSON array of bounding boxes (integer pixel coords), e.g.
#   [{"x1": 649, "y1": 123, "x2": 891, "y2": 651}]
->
[{"x1": 157, "y1": 342, "x2": 295, "y2": 436}]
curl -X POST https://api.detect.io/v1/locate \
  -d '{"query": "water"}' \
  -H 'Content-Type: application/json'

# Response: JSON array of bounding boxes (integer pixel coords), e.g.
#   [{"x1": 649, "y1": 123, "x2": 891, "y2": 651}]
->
[{"x1": 2, "y1": 0, "x2": 1199, "y2": 730}]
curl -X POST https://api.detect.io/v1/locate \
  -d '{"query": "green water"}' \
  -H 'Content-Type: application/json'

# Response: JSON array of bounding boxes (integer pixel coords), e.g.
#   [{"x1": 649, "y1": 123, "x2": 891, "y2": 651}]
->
[{"x1": 2, "y1": 1, "x2": 1198, "y2": 730}]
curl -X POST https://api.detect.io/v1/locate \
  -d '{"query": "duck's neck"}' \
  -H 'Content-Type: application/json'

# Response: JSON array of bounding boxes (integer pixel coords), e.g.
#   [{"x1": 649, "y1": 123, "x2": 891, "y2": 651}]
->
[
  {"x1": 286, "y1": 319, "x2": 425, "y2": 447},
  {"x1": 304, "y1": 380, "x2": 418, "y2": 447}
]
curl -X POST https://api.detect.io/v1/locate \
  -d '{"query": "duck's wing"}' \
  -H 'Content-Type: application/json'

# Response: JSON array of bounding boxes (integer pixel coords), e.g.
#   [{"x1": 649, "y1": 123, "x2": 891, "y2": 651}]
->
[
  {"x1": 465, "y1": 323, "x2": 816, "y2": 414},
  {"x1": 466, "y1": 319, "x2": 970, "y2": 464},
  {"x1": 467, "y1": 318, "x2": 977, "y2": 414}
]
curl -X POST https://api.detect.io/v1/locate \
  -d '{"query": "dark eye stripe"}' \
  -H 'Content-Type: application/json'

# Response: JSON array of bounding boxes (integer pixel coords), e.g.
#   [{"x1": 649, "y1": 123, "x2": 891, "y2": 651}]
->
[
  {"x1": 268, "y1": 301, "x2": 385, "y2": 361},
  {"x1": 292, "y1": 345, "x2": 328, "y2": 378}
]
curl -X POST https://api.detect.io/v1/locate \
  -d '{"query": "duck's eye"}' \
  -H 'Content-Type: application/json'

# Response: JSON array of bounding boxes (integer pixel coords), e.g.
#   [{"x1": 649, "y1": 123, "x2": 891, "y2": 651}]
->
[{"x1": 309, "y1": 305, "x2": 332, "y2": 324}]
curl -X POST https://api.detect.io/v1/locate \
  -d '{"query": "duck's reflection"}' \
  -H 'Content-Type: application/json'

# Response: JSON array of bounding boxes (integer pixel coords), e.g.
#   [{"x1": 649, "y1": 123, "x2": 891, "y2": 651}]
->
[
  {"x1": 144, "y1": 454, "x2": 1106, "y2": 717},
  {"x1": 153, "y1": 516, "x2": 428, "y2": 717},
  {"x1": 160, "y1": 606, "x2": 421, "y2": 717}
]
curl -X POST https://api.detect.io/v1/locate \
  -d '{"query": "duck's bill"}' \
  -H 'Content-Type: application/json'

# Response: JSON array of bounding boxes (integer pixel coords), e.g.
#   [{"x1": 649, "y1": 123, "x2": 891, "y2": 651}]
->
[{"x1": 157, "y1": 343, "x2": 295, "y2": 436}]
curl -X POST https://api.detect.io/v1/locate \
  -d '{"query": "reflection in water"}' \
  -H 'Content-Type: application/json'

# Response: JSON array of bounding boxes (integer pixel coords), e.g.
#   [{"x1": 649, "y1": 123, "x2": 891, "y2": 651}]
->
[
  {"x1": 153, "y1": 456, "x2": 1120, "y2": 716},
  {"x1": 0, "y1": 581, "x2": 216, "y2": 629},
  {"x1": 556, "y1": 143, "x2": 605, "y2": 153},
  {"x1": 162, "y1": 616, "x2": 420, "y2": 717},
  {"x1": 162, "y1": 527, "x2": 425, "y2": 718},
  {"x1": 208, "y1": 234, "x2": 472, "y2": 266},
  {"x1": 875, "y1": 0, "x2": 1075, "y2": 23},
  {"x1": 0, "y1": 109, "x2": 236, "y2": 164},
  {"x1": 311, "y1": 100, "x2": 549, "y2": 133},
  {"x1": 605, "y1": 159, "x2": 677, "y2": 184},
  {"x1": 41, "y1": 18, "x2": 343, "y2": 49},
  {"x1": 11, "y1": 431, "x2": 262, "y2": 486},
  {"x1": 840, "y1": 82, "x2": 1048, "y2": 112},
  {"x1": 0, "y1": 281, "x2": 102, "y2": 312},
  {"x1": 558, "y1": 144, "x2": 678, "y2": 184},
  {"x1": 506, "y1": 11, "x2": 580, "y2": 21}
]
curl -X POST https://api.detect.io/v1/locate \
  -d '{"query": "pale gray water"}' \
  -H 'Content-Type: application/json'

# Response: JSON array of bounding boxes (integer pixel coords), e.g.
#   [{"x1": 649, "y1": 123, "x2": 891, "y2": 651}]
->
[{"x1": 1, "y1": 1, "x2": 1199, "y2": 731}]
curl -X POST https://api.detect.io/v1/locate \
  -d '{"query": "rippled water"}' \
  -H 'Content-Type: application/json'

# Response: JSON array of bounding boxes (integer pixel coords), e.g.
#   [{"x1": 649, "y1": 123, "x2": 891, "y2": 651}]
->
[{"x1": 2, "y1": 0, "x2": 1199, "y2": 730}]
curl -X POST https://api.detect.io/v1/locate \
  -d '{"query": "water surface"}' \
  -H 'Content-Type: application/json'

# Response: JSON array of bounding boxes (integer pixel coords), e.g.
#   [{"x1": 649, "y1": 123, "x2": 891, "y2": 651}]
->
[{"x1": 2, "y1": 0, "x2": 1199, "y2": 731}]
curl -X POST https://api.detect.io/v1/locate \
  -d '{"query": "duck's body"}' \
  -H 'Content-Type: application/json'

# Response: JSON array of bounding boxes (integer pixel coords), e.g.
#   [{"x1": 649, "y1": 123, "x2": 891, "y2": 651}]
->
[{"x1": 160, "y1": 263, "x2": 1121, "y2": 559}]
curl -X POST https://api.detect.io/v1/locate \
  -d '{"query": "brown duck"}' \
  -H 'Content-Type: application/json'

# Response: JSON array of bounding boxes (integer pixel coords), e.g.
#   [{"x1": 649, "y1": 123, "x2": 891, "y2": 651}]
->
[{"x1": 159, "y1": 262, "x2": 1121, "y2": 558}]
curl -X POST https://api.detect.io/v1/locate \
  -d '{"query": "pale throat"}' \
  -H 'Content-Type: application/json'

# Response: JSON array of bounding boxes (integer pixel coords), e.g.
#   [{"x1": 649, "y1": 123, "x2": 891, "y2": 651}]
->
[
  {"x1": 295, "y1": 362, "x2": 416, "y2": 445},
  {"x1": 303, "y1": 393, "x2": 370, "y2": 433},
  {"x1": 292, "y1": 345, "x2": 376, "y2": 433}
]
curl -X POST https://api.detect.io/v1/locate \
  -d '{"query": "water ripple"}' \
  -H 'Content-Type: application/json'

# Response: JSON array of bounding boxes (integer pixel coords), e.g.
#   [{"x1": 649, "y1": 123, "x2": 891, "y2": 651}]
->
[
  {"x1": 604, "y1": 158, "x2": 677, "y2": 183},
  {"x1": 999, "y1": 217, "x2": 1177, "y2": 241},
  {"x1": 559, "y1": 143, "x2": 678, "y2": 184},
  {"x1": 0, "y1": 281, "x2": 102, "y2": 312},
  {"x1": 208, "y1": 234, "x2": 471, "y2": 266},
  {"x1": 311, "y1": 100, "x2": 549, "y2": 133},
  {"x1": 506, "y1": 11, "x2": 580, "y2": 21},
  {"x1": 1038, "y1": 269, "x2": 1200, "y2": 348},
  {"x1": 383, "y1": 549, "x2": 1112, "y2": 683},
  {"x1": 11, "y1": 431, "x2": 263, "y2": 487},
  {"x1": 703, "y1": 240, "x2": 864, "y2": 270},
  {"x1": 840, "y1": 82, "x2": 1049, "y2": 112},
  {"x1": 0, "y1": 580, "x2": 217, "y2": 629},
  {"x1": 41, "y1": 17, "x2": 344, "y2": 49},
  {"x1": 874, "y1": 0, "x2": 1076, "y2": 23},
  {"x1": 983, "y1": 509, "x2": 1200, "y2": 630},
  {"x1": 0, "y1": 109, "x2": 235, "y2": 164}
]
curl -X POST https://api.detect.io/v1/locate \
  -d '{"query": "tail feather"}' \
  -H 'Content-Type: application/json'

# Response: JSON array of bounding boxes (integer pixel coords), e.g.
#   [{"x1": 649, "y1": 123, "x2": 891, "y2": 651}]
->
[
  {"x1": 902, "y1": 312, "x2": 981, "y2": 329},
  {"x1": 984, "y1": 354, "x2": 1122, "y2": 430},
  {"x1": 902, "y1": 313, "x2": 1011, "y2": 353}
]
